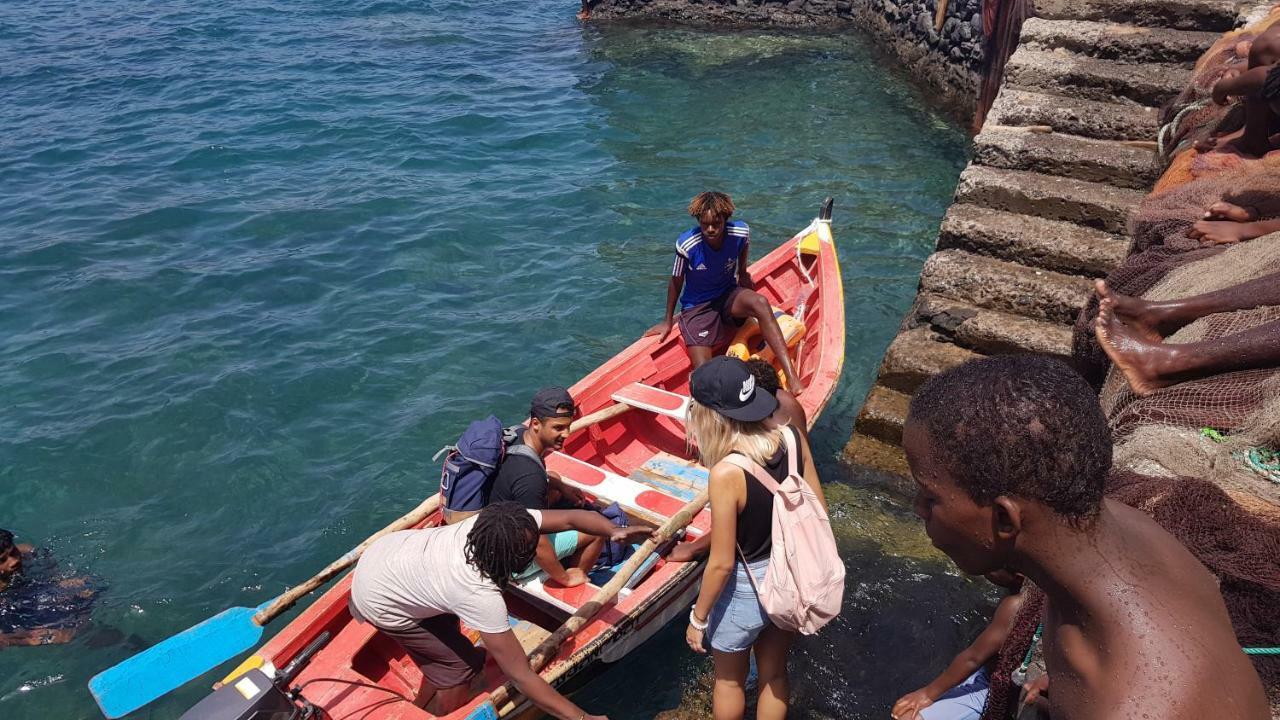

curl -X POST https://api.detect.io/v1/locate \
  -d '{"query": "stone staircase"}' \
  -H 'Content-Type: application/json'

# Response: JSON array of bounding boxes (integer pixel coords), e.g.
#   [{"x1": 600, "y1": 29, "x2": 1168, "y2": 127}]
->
[{"x1": 844, "y1": 0, "x2": 1243, "y2": 481}]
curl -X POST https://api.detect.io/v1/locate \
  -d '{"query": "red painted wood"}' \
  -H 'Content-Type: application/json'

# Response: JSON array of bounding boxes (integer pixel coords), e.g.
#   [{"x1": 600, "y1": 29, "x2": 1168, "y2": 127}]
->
[{"x1": 234, "y1": 217, "x2": 844, "y2": 720}]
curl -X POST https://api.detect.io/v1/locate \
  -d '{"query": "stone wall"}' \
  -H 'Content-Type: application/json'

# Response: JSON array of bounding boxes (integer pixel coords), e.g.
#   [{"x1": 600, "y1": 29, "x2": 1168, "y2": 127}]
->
[{"x1": 590, "y1": 0, "x2": 985, "y2": 118}]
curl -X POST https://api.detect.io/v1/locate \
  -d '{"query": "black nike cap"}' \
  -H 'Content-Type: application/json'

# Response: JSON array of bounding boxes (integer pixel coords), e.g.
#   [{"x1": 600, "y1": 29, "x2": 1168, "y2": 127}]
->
[{"x1": 690, "y1": 356, "x2": 778, "y2": 422}]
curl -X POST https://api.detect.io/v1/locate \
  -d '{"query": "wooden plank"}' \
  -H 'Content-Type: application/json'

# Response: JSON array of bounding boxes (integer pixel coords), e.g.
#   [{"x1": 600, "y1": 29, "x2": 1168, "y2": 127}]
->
[{"x1": 611, "y1": 382, "x2": 690, "y2": 421}]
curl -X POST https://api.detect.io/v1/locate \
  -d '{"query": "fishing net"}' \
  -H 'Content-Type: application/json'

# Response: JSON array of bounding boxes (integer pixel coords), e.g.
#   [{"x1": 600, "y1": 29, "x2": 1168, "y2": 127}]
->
[
  {"x1": 1072, "y1": 177, "x2": 1280, "y2": 385},
  {"x1": 979, "y1": 472, "x2": 1280, "y2": 719},
  {"x1": 1158, "y1": 9, "x2": 1280, "y2": 159},
  {"x1": 1098, "y1": 236, "x2": 1280, "y2": 440}
]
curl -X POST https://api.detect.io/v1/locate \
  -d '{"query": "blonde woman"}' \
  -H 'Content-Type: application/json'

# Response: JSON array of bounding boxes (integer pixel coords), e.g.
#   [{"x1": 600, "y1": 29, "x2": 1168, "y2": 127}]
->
[{"x1": 683, "y1": 356, "x2": 828, "y2": 720}]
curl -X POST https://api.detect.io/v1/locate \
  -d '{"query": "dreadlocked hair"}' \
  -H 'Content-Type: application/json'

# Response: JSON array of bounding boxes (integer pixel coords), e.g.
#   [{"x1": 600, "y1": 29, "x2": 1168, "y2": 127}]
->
[
  {"x1": 465, "y1": 502, "x2": 539, "y2": 590},
  {"x1": 688, "y1": 191, "x2": 734, "y2": 220}
]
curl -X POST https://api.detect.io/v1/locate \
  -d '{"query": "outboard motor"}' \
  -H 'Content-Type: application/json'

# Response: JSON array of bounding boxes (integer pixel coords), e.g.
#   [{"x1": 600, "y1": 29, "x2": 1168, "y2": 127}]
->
[{"x1": 179, "y1": 632, "x2": 331, "y2": 720}]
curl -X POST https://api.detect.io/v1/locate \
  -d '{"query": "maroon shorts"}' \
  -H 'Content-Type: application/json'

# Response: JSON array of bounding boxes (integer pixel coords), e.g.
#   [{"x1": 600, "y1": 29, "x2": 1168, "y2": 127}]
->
[
  {"x1": 379, "y1": 613, "x2": 487, "y2": 689},
  {"x1": 678, "y1": 287, "x2": 745, "y2": 348}
]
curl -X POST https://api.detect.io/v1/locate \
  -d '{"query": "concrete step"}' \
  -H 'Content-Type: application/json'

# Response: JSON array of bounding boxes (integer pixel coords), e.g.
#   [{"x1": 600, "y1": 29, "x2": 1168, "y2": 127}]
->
[
  {"x1": 938, "y1": 203, "x2": 1129, "y2": 276},
  {"x1": 919, "y1": 249, "x2": 1094, "y2": 324},
  {"x1": 877, "y1": 326, "x2": 980, "y2": 395},
  {"x1": 954, "y1": 165, "x2": 1145, "y2": 234},
  {"x1": 973, "y1": 125, "x2": 1159, "y2": 190},
  {"x1": 1020, "y1": 18, "x2": 1222, "y2": 64},
  {"x1": 915, "y1": 293, "x2": 1075, "y2": 358},
  {"x1": 1033, "y1": 0, "x2": 1243, "y2": 32},
  {"x1": 853, "y1": 384, "x2": 911, "y2": 446},
  {"x1": 842, "y1": 431, "x2": 912, "y2": 484},
  {"x1": 986, "y1": 88, "x2": 1159, "y2": 142},
  {"x1": 1004, "y1": 46, "x2": 1191, "y2": 108}
]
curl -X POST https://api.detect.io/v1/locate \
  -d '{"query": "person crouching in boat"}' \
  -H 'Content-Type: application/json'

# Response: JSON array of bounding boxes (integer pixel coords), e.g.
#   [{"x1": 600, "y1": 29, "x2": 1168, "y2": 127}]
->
[
  {"x1": 644, "y1": 191, "x2": 806, "y2": 395},
  {"x1": 682, "y1": 356, "x2": 828, "y2": 720},
  {"x1": 488, "y1": 387, "x2": 608, "y2": 588},
  {"x1": 350, "y1": 501, "x2": 651, "y2": 718}
]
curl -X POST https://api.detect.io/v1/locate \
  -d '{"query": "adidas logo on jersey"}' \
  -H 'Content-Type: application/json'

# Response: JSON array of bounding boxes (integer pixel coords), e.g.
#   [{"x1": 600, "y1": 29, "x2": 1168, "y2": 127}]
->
[{"x1": 695, "y1": 263, "x2": 707, "y2": 270}]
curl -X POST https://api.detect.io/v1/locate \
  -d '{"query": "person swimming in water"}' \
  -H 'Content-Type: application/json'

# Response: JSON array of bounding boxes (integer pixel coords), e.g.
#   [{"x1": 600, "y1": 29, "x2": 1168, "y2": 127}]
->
[{"x1": 0, "y1": 528, "x2": 100, "y2": 647}]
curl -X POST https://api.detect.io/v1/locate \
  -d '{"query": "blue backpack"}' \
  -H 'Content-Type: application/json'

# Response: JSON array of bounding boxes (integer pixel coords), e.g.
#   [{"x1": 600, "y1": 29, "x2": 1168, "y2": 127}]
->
[{"x1": 435, "y1": 416, "x2": 542, "y2": 513}]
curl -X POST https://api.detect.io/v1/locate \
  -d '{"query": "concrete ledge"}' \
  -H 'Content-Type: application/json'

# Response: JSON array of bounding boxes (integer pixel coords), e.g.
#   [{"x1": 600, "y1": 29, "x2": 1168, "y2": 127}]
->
[
  {"x1": 938, "y1": 203, "x2": 1130, "y2": 276},
  {"x1": 954, "y1": 165, "x2": 1145, "y2": 234},
  {"x1": 1005, "y1": 46, "x2": 1192, "y2": 107},
  {"x1": 915, "y1": 293, "x2": 1075, "y2": 357},
  {"x1": 986, "y1": 88, "x2": 1160, "y2": 141},
  {"x1": 1032, "y1": 0, "x2": 1244, "y2": 32},
  {"x1": 1020, "y1": 18, "x2": 1222, "y2": 63},
  {"x1": 878, "y1": 326, "x2": 981, "y2": 394},
  {"x1": 920, "y1": 249, "x2": 1094, "y2": 324},
  {"x1": 974, "y1": 125, "x2": 1160, "y2": 190}
]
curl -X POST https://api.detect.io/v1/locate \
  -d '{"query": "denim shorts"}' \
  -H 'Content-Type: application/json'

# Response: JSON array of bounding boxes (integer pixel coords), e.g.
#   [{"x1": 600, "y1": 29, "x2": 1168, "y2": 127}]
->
[{"x1": 705, "y1": 558, "x2": 771, "y2": 653}]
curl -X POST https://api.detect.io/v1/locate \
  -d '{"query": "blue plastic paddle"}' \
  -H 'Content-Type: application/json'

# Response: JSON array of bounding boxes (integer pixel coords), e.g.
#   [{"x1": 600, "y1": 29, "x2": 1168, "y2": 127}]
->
[{"x1": 88, "y1": 493, "x2": 442, "y2": 718}]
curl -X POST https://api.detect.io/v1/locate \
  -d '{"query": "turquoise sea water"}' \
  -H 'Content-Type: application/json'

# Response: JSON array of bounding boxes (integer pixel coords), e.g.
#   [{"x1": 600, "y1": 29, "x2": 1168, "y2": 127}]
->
[{"x1": 0, "y1": 1, "x2": 991, "y2": 717}]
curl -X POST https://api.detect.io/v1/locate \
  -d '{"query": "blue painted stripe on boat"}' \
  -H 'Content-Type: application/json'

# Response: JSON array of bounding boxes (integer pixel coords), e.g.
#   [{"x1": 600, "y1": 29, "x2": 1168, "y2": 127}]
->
[
  {"x1": 631, "y1": 474, "x2": 697, "y2": 501},
  {"x1": 641, "y1": 457, "x2": 710, "y2": 488}
]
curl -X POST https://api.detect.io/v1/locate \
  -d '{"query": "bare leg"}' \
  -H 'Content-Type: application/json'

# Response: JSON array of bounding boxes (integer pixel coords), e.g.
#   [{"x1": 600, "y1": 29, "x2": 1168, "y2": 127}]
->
[
  {"x1": 1188, "y1": 218, "x2": 1280, "y2": 245},
  {"x1": 752, "y1": 625, "x2": 795, "y2": 720},
  {"x1": 729, "y1": 289, "x2": 806, "y2": 394},
  {"x1": 570, "y1": 533, "x2": 604, "y2": 574},
  {"x1": 712, "y1": 649, "x2": 751, "y2": 720},
  {"x1": 689, "y1": 345, "x2": 715, "y2": 369},
  {"x1": 577, "y1": 0, "x2": 591, "y2": 19},
  {"x1": 1096, "y1": 301, "x2": 1280, "y2": 396},
  {"x1": 428, "y1": 683, "x2": 474, "y2": 713},
  {"x1": 1096, "y1": 274, "x2": 1280, "y2": 338}
]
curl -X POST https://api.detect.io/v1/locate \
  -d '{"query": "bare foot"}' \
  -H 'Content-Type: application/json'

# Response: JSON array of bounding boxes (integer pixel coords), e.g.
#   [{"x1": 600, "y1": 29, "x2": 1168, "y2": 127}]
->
[
  {"x1": 1093, "y1": 280, "x2": 1166, "y2": 341},
  {"x1": 1235, "y1": 40, "x2": 1253, "y2": 60},
  {"x1": 1094, "y1": 301, "x2": 1180, "y2": 396},
  {"x1": 1203, "y1": 200, "x2": 1257, "y2": 222},
  {"x1": 1188, "y1": 219, "x2": 1263, "y2": 245},
  {"x1": 577, "y1": 8, "x2": 591, "y2": 19}
]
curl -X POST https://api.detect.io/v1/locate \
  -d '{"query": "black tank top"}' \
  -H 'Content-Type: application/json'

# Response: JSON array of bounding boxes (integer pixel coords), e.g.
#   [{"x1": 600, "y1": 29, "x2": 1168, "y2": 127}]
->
[{"x1": 732, "y1": 426, "x2": 803, "y2": 563}]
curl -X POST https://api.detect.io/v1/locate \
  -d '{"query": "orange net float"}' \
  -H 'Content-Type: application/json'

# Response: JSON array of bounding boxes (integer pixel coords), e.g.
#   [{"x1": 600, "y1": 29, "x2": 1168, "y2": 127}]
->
[{"x1": 724, "y1": 308, "x2": 806, "y2": 388}]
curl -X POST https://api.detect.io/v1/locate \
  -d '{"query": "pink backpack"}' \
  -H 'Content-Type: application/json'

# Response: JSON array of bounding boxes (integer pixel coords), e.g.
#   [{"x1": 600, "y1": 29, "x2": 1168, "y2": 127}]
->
[{"x1": 723, "y1": 426, "x2": 845, "y2": 635}]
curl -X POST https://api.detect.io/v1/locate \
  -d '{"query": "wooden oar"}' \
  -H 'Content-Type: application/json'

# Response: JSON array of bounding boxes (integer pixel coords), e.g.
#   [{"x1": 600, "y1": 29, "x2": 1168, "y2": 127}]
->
[
  {"x1": 569, "y1": 401, "x2": 631, "y2": 432},
  {"x1": 489, "y1": 488, "x2": 710, "y2": 712},
  {"x1": 89, "y1": 493, "x2": 443, "y2": 719},
  {"x1": 88, "y1": 403, "x2": 637, "y2": 718}
]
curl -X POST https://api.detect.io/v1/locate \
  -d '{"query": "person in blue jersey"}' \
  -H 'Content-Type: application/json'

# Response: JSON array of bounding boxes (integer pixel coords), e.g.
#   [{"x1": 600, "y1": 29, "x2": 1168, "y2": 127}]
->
[{"x1": 644, "y1": 191, "x2": 806, "y2": 394}]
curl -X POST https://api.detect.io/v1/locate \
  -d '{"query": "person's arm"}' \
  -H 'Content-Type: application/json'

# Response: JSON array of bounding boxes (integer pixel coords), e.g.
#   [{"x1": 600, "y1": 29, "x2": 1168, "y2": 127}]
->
[
  {"x1": 0, "y1": 627, "x2": 77, "y2": 648},
  {"x1": 685, "y1": 464, "x2": 742, "y2": 653},
  {"x1": 539, "y1": 509, "x2": 654, "y2": 545},
  {"x1": 546, "y1": 471, "x2": 588, "y2": 507},
  {"x1": 892, "y1": 593, "x2": 1027, "y2": 718},
  {"x1": 666, "y1": 532, "x2": 710, "y2": 562},
  {"x1": 1213, "y1": 66, "x2": 1269, "y2": 104},
  {"x1": 480, "y1": 629, "x2": 606, "y2": 720},
  {"x1": 736, "y1": 237, "x2": 754, "y2": 290},
  {"x1": 646, "y1": 243, "x2": 687, "y2": 338}
]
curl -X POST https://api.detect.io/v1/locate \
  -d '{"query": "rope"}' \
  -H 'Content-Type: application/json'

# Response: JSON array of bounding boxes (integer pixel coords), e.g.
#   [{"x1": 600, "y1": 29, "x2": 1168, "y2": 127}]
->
[
  {"x1": 1158, "y1": 98, "x2": 1212, "y2": 160},
  {"x1": 1244, "y1": 647, "x2": 1280, "y2": 655}
]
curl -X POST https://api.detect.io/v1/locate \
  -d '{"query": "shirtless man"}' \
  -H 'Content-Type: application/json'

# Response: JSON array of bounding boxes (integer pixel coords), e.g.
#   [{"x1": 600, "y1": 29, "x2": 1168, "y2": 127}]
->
[
  {"x1": 903, "y1": 356, "x2": 1268, "y2": 720},
  {"x1": 0, "y1": 529, "x2": 98, "y2": 647},
  {"x1": 1094, "y1": 276, "x2": 1280, "y2": 395},
  {"x1": 645, "y1": 191, "x2": 805, "y2": 394}
]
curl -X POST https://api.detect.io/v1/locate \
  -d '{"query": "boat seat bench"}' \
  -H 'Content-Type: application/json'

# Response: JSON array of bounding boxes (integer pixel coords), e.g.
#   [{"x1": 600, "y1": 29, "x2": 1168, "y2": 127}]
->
[{"x1": 611, "y1": 382, "x2": 689, "y2": 422}]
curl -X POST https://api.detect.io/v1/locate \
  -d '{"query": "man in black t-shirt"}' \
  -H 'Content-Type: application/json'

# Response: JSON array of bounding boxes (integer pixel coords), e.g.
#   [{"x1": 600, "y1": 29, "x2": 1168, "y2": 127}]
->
[{"x1": 489, "y1": 387, "x2": 605, "y2": 587}]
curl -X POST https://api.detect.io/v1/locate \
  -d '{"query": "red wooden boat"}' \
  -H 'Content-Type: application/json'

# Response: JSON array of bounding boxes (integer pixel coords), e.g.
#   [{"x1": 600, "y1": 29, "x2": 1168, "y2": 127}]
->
[{"x1": 195, "y1": 199, "x2": 844, "y2": 720}]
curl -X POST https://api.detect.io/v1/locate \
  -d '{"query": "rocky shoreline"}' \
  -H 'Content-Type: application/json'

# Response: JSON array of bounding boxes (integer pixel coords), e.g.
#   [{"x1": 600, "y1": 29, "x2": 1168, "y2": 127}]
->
[{"x1": 589, "y1": 0, "x2": 987, "y2": 119}]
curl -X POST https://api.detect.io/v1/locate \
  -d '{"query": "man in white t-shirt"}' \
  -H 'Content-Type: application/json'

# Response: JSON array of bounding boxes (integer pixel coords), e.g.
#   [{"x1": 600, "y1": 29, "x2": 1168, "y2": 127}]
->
[{"x1": 351, "y1": 501, "x2": 652, "y2": 718}]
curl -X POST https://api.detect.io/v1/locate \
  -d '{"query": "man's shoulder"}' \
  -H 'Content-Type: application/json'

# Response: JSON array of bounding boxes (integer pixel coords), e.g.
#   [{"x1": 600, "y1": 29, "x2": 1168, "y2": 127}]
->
[
  {"x1": 726, "y1": 220, "x2": 749, "y2": 234},
  {"x1": 676, "y1": 227, "x2": 702, "y2": 254}
]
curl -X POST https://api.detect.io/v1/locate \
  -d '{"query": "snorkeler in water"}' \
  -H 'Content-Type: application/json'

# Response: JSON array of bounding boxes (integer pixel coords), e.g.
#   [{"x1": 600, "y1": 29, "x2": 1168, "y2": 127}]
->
[{"x1": 0, "y1": 528, "x2": 100, "y2": 647}]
